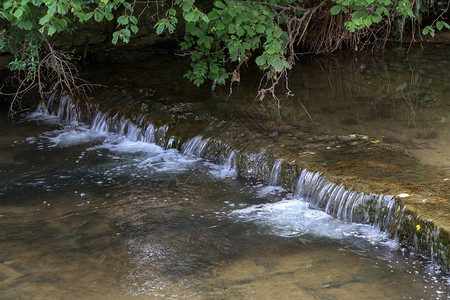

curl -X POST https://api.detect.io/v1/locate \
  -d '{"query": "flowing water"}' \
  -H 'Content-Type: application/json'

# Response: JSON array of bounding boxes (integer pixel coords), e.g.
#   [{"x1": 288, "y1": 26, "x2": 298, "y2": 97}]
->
[
  {"x1": 1, "y1": 44, "x2": 450, "y2": 299},
  {"x1": 0, "y1": 106, "x2": 449, "y2": 299}
]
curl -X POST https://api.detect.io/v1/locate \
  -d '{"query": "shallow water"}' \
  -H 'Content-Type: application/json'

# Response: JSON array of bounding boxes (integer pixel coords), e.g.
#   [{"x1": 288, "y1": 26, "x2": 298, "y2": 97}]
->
[
  {"x1": 0, "y1": 109, "x2": 449, "y2": 299},
  {"x1": 84, "y1": 44, "x2": 450, "y2": 173}
]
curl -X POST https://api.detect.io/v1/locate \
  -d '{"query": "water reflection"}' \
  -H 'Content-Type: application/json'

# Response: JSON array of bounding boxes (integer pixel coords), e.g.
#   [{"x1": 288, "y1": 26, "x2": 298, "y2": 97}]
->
[{"x1": 85, "y1": 44, "x2": 449, "y2": 171}]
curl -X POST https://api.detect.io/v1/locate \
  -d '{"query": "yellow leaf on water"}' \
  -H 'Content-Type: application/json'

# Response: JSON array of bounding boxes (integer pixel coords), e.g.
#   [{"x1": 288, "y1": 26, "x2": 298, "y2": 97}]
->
[
  {"x1": 371, "y1": 140, "x2": 381, "y2": 143},
  {"x1": 336, "y1": 145, "x2": 341, "y2": 148}
]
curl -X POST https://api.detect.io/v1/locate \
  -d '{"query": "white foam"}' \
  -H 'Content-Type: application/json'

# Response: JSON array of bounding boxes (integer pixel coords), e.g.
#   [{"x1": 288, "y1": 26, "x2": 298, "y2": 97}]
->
[
  {"x1": 138, "y1": 149, "x2": 199, "y2": 172},
  {"x1": 25, "y1": 111, "x2": 62, "y2": 124},
  {"x1": 45, "y1": 129, "x2": 106, "y2": 147},
  {"x1": 232, "y1": 198, "x2": 398, "y2": 248},
  {"x1": 204, "y1": 162, "x2": 238, "y2": 179},
  {"x1": 89, "y1": 138, "x2": 164, "y2": 154},
  {"x1": 257, "y1": 185, "x2": 286, "y2": 197}
]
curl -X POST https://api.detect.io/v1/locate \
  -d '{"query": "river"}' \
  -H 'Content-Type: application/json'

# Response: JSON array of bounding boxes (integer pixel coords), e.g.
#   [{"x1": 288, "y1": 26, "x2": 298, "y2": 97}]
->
[{"x1": 0, "y1": 44, "x2": 449, "y2": 299}]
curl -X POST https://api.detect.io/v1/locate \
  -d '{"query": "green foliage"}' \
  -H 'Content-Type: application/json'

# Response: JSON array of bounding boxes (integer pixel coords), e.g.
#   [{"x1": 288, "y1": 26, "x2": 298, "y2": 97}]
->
[
  {"x1": 0, "y1": 0, "x2": 448, "y2": 103},
  {"x1": 156, "y1": 0, "x2": 294, "y2": 87},
  {"x1": 0, "y1": 0, "x2": 137, "y2": 43},
  {"x1": 0, "y1": 0, "x2": 143, "y2": 78},
  {"x1": 330, "y1": 0, "x2": 449, "y2": 37}
]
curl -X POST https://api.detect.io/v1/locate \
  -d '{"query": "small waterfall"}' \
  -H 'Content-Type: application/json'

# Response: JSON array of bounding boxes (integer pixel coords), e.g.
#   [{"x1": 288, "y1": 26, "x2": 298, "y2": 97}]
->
[
  {"x1": 181, "y1": 136, "x2": 211, "y2": 157},
  {"x1": 224, "y1": 150, "x2": 238, "y2": 171},
  {"x1": 46, "y1": 95, "x2": 78, "y2": 124},
  {"x1": 268, "y1": 159, "x2": 284, "y2": 186},
  {"x1": 91, "y1": 110, "x2": 168, "y2": 146},
  {"x1": 295, "y1": 169, "x2": 398, "y2": 231},
  {"x1": 165, "y1": 137, "x2": 182, "y2": 149}
]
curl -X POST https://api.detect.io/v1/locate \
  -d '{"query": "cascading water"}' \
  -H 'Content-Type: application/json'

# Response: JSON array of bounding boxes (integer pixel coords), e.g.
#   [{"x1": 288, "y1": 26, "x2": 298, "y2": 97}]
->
[
  {"x1": 46, "y1": 95, "x2": 79, "y2": 124},
  {"x1": 41, "y1": 96, "x2": 448, "y2": 271},
  {"x1": 294, "y1": 169, "x2": 398, "y2": 231},
  {"x1": 4, "y1": 49, "x2": 450, "y2": 299},
  {"x1": 181, "y1": 136, "x2": 211, "y2": 157},
  {"x1": 91, "y1": 110, "x2": 168, "y2": 146},
  {"x1": 47, "y1": 98, "x2": 400, "y2": 232},
  {"x1": 224, "y1": 150, "x2": 237, "y2": 171},
  {"x1": 268, "y1": 159, "x2": 284, "y2": 186}
]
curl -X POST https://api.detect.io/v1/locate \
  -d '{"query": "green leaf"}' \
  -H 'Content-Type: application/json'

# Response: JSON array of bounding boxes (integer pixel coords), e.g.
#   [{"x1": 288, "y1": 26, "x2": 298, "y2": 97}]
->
[
  {"x1": 48, "y1": 26, "x2": 56, "y2": 36},
  {"x1": 255, "y1": 24, "x2": 265, "y2": 34},
  {"x1": 364, "y1": 18, "x2": 372, "y2": 28},
  {"x1": 14, "y1": 8, "x2": 23, "y2": 19},
  {"x1": 47, "y1": 4, "x2": 56, "y2": 16},
  {"x1": 215, "y1": 20, "x2": 225, "y2": 31},
  {"x1": 105, "y1": 11, "x2": 114, "y2": 21},
  {"x1": 187, "y1": 23, "x2": 206, "y2": 37},
  {"x1": 273, "y1": 28, "x2": 282, "y2": 38},
  {"x1": 94, "y1": 11, "x2": 104, "y2": 22},
  {"x1": 376, "y1": 7, "x2": 389, "y2": 16},
  {"x1": 112, "y1": 31, "x2": 119, "y2": 44},
  {"x1": 255, "y1": 56, "x2": 266, "y2": 66},
  {"x1": 214, "y1": 1, "x2": 225, "y2": 9},
  {"x1": 330, "y1": 5, "x2": 342, "y2": 15},
  {"x1": 209, "y1": 10, "x2": 220, "y2": 20},
  {"x1": 236, "y1": 26, "x2": 244, "y2": 37},
  {"x1": 228, "y1": 23, "x2": 235, "y2": 33},
  {"x1": 129, "y1": 16, "x2": 138, "y2": 24},
  {"x1": 156, "y1": 24, "x2": 164, "y2": 34},
  {"x1": 84, "y1": 12, "x2": 94, "y2": 21},
  {"x1": 182, "y1": 2, "x2": 192, "y2": 12},
  {"x1": 184, "y1": 11, "x2": 194, "y2": 22},
  {"x1": 130, "y1": 24, "x2": 139, "y2": 33},
  {"x1": 3, "y1": 1, "x2": 13, "y2": 9},
  {"x1": 372, "y1": 15, "x2": 382, "y2": 23},
  {"x1": 436, "y1": 21, "x2": 444, "y2": 31},
  {"x1": 117, "y1": 15, "x2": 129, "y2": 25},
  {"x1": 57, "y1": 4, "x2": 68, "y2": 15},
  {"x1": 200, "y1": 13, "x2": 209, "y2": 23},
  {"x1": 123, "y1": 2, "x2": 134, "y2": 12},
  {"x1": 39, "y1": 15, "x2": 51, "y2": 25},
  {"x1": 191, "y1": 11, "x2": 200, "y2": 22}
]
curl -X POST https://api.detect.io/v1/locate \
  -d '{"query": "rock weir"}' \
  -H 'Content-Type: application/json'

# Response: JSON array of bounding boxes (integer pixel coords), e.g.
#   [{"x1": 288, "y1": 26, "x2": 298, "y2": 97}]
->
[{"x1": 48, "y1": 97, "x2": 450, "y2": 271}]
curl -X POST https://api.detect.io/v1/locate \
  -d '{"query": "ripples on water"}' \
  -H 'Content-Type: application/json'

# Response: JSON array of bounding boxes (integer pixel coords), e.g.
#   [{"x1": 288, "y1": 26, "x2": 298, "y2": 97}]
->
[{"x1": 0, "y1": 112, "x2": 448, "y2": 299}]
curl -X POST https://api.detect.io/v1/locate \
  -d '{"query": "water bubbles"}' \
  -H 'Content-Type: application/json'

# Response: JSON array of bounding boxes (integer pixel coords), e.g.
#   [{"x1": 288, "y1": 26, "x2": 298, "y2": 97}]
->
[{"x1": 231, "y1": 198, "x2": 398, "y2": 250}]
